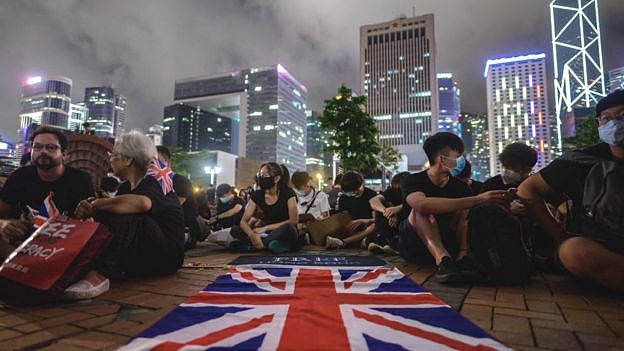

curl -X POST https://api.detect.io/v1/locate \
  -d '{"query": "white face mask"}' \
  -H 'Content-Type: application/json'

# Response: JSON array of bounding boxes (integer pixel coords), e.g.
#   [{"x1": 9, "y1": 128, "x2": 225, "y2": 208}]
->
[{"x1": 501, "y1": 168, "x2": 523, "y2": 185}]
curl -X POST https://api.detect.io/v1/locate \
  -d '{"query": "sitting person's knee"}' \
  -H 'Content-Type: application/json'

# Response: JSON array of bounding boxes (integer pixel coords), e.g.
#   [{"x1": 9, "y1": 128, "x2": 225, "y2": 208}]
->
[{"x1": 558, "y1": 237, "x2": 599, "y2": 276}]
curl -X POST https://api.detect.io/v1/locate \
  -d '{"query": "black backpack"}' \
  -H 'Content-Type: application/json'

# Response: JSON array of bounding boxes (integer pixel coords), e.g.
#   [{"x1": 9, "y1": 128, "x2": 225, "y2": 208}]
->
[
  {"x1": 468, "y1": 204, "x2": 531, "y2": 285},
  {"x1": 561, "y1": 150, "x2": 624, "y2": 245}
]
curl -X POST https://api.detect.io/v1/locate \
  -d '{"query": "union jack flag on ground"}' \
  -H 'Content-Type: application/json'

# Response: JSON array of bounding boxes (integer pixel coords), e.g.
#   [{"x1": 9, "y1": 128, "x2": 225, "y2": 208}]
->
[
  {"x1": 146, "y1": 159, "x2": 174, "y2": 195},
  {"x1": 121, "y1": 265, "x2": 510, "y2": 350},
  {"x1": 29, "y1": 192, "x2": 59, "y2": 228}
]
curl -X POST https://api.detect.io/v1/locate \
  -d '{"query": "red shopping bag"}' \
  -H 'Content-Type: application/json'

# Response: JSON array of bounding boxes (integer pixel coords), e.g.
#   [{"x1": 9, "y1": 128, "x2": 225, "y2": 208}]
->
[{"x1": 0, "y1": 216, "x2": 112, "y2": 304}]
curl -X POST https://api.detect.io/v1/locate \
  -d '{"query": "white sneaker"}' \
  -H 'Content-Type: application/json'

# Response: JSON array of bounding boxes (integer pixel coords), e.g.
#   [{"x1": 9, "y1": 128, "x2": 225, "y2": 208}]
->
[
  {"x1": 382, "y1": 245, "x2": 399, "y2": 255},
  {"x1": 63, "y1": 278, "x2": 110, "y2": 300},
  {"x1": 325, "y1": 236, "x2": 345, "y2": 250},
  {"x1": 367, "y1": 242, "x2": 385, "y2": 253}
]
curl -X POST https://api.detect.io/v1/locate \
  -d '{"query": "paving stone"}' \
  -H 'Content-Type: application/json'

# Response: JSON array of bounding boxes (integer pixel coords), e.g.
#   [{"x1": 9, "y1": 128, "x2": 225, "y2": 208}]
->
[
  {"x1": 493, "y1": 314, "x2": 531, "y2": 334},
  {"x1": 495, "y1": 307, "x2": 564, "y2": 322},
  {"x1": 533, "y1": 327, "x2": 581, "y2": 350},
  {"x1": 531, "y1": 318, "x2": 614, "y2": 336},
  {"x1": 561, "y1": 308, "x2": 606, "y2": 326},
  {"x1": 56, "y1": 331, "x2": 128, "y2": 350},
  {"x1": 489, "y1": 330, "x2": 534, "y2": 347},
  {"x1": 464, "y1": 297, "x2": 525, "y2": 310},
  {"x1": 37, "y1": 343, "x2": 89, "y2": 351},
  {"x1": 604, "y1": 319, "x2": 624, "y2": 336},
  {"x1": 71, "y1": 314, "x2": 117, "y2": 329},
  {"x1": 97, "y1": 320, "x2": 145, "y2": 337},
  {"x1": 577, "y1": 332, "x2": 624, "y2": 348},
  {"x1": 0, "y1": 325, "x2": 82, "y2": 350},
  {"x1": 12, "y1": 322, "x2": 43, "y2": 333},
  {"x1": 526, "y1": 299, "x2": 560, "y2": 314},
  {"x1": 460, "y1": 304, "x2": 492, "y2": 330},
  {"x1": 0, "y1": 329, "x2": 21, "y2": 341},
  {"x1": 0, "y1": 313, "x2": 38, "y2": 327},
  {"x1": 21, "y1": 307, "x2": 74, "y2": 318},
  {"x1": 36, "y1": 311, "x2": 94, "y2": 328}
]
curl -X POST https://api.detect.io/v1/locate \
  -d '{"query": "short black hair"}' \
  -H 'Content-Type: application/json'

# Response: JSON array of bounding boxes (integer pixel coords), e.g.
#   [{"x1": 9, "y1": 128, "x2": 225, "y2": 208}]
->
[
  {"x1": 456, "y1": 159, "x2": 472, "y2": 179},
  {"x1": 390, "y1": 171, "x2": 410, "y2": 187},
  {"x1": 156, "y1": 145, "x2": 171, "y2": 160},
  {"x1": 499, "y1": 143, "x2": 538, "y2": 169},
  {"x1": 29, "y1": 126, "x2": 68, "y2": 152},
  {"x1": 291, "y1": 171, "x2": 311, "y2": 188},
  {"x1": 100, "y1": 176, "x2": 120, "y2": 192},
  {"x1": 423, "y1": 132, "x2": 464, "y2": 165},
  {"x1": 216, "y1": 183, "x2": 233, "y2": 197},
  {"x1": 334, "y1": 173, "x2": 343, "y2": 186},
  {"x1": 341, "y1": 171, "x2": 364, "y2": 192}
]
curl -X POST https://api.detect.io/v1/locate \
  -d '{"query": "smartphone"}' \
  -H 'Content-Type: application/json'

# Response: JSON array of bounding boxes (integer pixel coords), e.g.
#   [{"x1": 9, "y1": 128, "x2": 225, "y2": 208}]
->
[{"x1": 507, "y1": 188, "x2": 518, "y2": 201}]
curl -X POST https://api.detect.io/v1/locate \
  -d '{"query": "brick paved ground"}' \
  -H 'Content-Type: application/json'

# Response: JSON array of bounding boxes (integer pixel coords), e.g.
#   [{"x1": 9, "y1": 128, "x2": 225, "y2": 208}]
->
[{"x1": 1, "y1": 242, "x2": 623, "y2": 350}]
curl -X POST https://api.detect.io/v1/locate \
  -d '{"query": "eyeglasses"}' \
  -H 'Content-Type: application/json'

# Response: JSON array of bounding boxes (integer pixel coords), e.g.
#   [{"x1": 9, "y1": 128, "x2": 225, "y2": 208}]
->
[
  {"x1": 31, "y1": 143, "x2": 61, "y2": 152},
  {"x1": 596, "y1": 111, "x2": 624, "y2": 124}
]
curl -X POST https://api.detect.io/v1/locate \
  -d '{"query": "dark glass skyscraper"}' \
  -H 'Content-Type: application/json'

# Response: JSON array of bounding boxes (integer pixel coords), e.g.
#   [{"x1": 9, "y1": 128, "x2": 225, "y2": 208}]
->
[
  {"x1": 174, "y1": 64, "x2": 308, "y2": 171},
  {"x1": 306, "y1": 110, "x2": 333, "y2": 181},
  {"x1": 437, "y1": 73, "x2": 461, "y2": 135},
  {"x1": 84, "y1": 86, "x2": 127, "y2": 138}
]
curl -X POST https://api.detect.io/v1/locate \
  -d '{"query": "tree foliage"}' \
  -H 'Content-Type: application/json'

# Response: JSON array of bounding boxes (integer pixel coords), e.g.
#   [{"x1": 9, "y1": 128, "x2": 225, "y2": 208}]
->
[
  {"x1": 378, "y1": 144, "x2": 401, "y2": 172},
  {"x1": 319, "y1": 84, "x2": 381, "y2": 173},
  {"x1": 562, "y1": 117, "x2": 600, "y2": 151}
]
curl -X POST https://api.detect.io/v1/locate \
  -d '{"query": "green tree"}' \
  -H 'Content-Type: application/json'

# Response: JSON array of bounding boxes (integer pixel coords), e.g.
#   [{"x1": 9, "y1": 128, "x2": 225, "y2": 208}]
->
[
  {"x1": 378, "y1": 144, "x2": 401, "y2": 172},
  {"x1": 319, "y1": 84, "x2": 381, "y2": 173},
  {"x1": 562, "y1": 117, "x2": 600, "y2": 151}
]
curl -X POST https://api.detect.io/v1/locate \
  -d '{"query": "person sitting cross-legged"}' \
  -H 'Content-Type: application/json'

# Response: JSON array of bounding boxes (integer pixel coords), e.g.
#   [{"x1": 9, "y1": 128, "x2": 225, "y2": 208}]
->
[
  {"x1": 71, "y1": 131, "x2": 185, "y2": 299},
  {"x1": 231, "y1": 162, "x2": 301, "y2": 253},
  {"x1": 368, "y1": 171, "x2": 411, "y2": 254},
  {"x1": 325, "y1": 171, "x2": 377, "y2": 250},
  {"x1": 518, "y1": 90, "x2": 624, "y2": 292},
  {"x1": 398, "y1": 132, "x2": 511, "y2": 283}
]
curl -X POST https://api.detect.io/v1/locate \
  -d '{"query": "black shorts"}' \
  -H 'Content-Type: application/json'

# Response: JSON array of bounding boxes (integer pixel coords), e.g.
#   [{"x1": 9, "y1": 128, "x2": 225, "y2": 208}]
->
[{"x1": 397, "y1": 219, "x2": 458, "y2": 264}]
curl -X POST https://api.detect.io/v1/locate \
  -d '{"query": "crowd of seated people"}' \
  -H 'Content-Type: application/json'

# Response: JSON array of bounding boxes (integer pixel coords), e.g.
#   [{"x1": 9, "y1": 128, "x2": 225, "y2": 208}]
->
[{"x1": 1, "y1": 90, "x2": 623, "y2": 303}]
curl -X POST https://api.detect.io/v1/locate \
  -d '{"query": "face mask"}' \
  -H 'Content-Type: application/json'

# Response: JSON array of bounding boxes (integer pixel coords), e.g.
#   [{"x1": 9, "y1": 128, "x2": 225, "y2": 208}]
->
[
  {"x1": 257, "y1": 176, "x2": 276, "y2": 190},
  {"x1": 444, "y1": 155, "x2": 466, "y2": 177},
  {"x1": 501, "y1": 168, "x2": 523, "y2": 185},
  {"x1": 219, "y1": 196, "x2": 229, "y2": 204},
  {"x1": 598, "y1": 120, "x2": 624, "y2": 147},
  {"x1": 342, "y1": 191, "x2": 355, "y2": 197},
  {"x1": 295, "y1": 189, "x2": 311, "y2": 197}
]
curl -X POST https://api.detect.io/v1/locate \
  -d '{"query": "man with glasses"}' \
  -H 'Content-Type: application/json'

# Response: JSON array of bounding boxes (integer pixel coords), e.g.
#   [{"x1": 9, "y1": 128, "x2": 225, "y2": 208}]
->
[
  {"x1": 519, "y1": 90, "x2": 624, "y2": 292},
  {"x1": 0, "y1": 126, "x2": 95, "y2": 258}
]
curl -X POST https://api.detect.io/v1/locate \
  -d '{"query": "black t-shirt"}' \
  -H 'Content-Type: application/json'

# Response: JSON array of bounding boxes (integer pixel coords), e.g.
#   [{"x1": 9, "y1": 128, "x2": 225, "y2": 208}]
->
[
  {"x1": 172, "y1": 174, "x2": 198, "y2": 225},
  {"x1": 381, "y1": 187, "x2": 409, "y2": 221},
  {"x1": 401, "y1": 170, "x2": 472, "y2": 233},
  {"x1": 216, "y1": 196, "x2": 245, "y2": 228},
  {"x1": 117, "y1": 177, "x2": 185, "y2": 257},
  {"x1": 540, "y1": 142, "x2": 614, "y2": 233},
  {"x1": 0, "y1": 165, "x2": 95, "y2": 218},
  {"x1": 469, "y1": 180, "x2": 484, "y2": 195},
  {"x1": 251, "y1": 187, "x2": 296, "y2": 224},
  {"x1": 338, "y1": 187, "x2": 377, "y2": 220},
  {"x1": 480, "y1": 175, "x2": 513, "y2": 193}
]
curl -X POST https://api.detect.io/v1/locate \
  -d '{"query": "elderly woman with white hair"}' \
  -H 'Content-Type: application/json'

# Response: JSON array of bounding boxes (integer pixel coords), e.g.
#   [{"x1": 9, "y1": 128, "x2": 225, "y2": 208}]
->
[{"x1": 67, "y1": 131, "x2": 185, "y2": 299}]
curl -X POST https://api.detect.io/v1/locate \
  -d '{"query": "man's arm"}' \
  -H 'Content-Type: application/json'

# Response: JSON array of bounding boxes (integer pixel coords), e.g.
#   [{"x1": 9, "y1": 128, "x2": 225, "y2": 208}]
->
[
  {"x1": 216, "y1": 204, "x2": 243, "y2": 220},
  {"x1": 406, "y1": 190, "x2": 508, "y2": 214},
  {"x1": 369, "y1": 194, "x2": 387, "y2": 213},
  {"x1": 89, "y1": 194, "x2": 152, "y2": 215},
  {"x1": 517, "y1": 174, "x2": 566, "y2": 244}
]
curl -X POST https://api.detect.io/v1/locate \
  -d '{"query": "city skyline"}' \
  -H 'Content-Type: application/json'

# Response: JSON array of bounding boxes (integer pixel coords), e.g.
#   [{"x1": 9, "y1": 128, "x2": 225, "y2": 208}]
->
[{"x1": 1, "y1": 0, "x2": 623, "y2": 142}]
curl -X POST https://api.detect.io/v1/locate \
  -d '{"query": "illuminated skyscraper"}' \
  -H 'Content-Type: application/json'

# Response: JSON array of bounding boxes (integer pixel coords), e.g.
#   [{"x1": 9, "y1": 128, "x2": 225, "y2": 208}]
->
[
  {"x1": 68, "y1": 102, "x2": 88, "y2": 132},
  {"x1": 550, "y1": 0, "x2": 605, "y2": 138},
  {"x1": 305, "y1": 110, "x2": 333, "y2": 181},
  {"x1": 484, "y1": 53, "x2": 555, "y2": 175},
  {"x1": 437, "y1": 73, "x2": 461, "y2": 135},
  {"x1": 174, "y1": 64, "x2": 307, "y2": 171},
  {"x1": 608, "y1": 67, "x2": 624, "y2": 93},
  {"x1": 360, "y1": 14, "x2": 438, "y2": 168},
  {"x1": 84, "y1": 86, "x2": 127, "y2": 138},
  {"x1": 17, "y1": 76, "x2": 72, "y2": 158},
  {"x1": 459, "y1": 113, "x2": 489, "y2": 181}
]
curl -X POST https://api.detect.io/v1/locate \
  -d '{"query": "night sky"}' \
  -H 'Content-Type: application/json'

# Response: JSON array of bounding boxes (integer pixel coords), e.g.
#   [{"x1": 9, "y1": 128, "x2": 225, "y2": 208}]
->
[{"x1": 1, "y1": 0, "x2": 623, "y2": 142}]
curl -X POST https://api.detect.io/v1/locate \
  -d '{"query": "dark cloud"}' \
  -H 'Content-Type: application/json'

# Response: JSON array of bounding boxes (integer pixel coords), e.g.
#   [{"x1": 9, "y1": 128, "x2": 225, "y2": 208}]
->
[{"x1": 0, "y1": 0, "x2": 622, "y2": 142}]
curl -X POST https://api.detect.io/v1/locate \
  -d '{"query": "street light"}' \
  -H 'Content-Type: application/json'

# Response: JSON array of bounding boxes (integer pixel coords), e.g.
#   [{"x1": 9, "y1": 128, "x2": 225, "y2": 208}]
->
[
  {"x1": 204, "y1": 166, "x2": 221, "y2": 186},
  {"x1": 315, "y1": 173, "x2": 322, "y2": 190}
]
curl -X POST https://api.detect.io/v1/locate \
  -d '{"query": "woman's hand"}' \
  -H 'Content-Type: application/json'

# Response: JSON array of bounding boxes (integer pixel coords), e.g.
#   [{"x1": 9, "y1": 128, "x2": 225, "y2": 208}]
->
[
  {"x1": 251, "y1": 233, "x2": 264, "y2": 249},
  {"x1": 74, "y1": 197, "x2": 97, "y2": 219}
]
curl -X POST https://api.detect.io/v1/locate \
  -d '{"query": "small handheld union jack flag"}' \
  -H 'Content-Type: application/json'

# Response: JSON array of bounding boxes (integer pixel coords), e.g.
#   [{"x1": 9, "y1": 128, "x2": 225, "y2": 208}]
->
[
  {"x1": 146, "y1": 159, "x2": 174, "y2": 195},
  {"x1": 28, "y1": 192, "x2": 60, "y2": 228}
]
